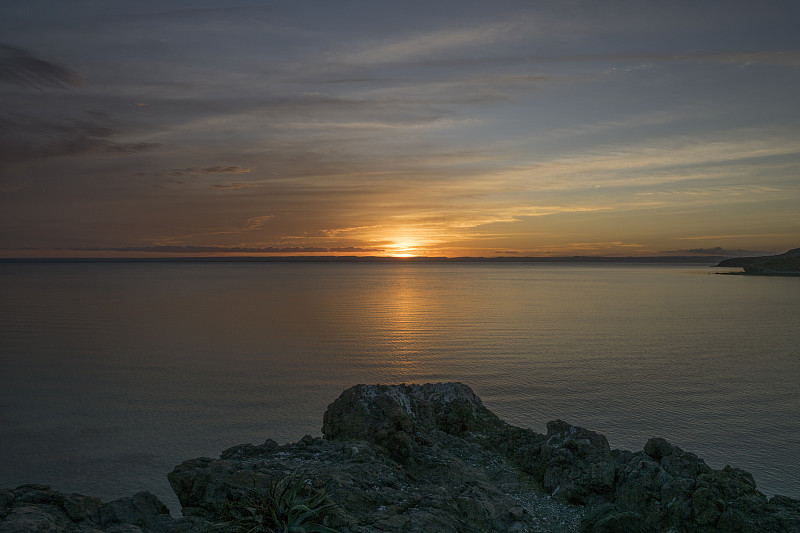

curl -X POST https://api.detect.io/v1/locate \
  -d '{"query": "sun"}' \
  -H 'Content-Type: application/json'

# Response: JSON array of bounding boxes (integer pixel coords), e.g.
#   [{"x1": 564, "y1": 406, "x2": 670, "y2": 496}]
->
[{"x1": 387, "y1": 240, "x2": 421, "y2": 257}]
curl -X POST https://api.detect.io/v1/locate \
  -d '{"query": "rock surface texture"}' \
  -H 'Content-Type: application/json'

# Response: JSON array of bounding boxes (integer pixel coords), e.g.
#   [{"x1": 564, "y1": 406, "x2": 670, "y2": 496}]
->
[
  {"x1": 0, "y1": 484, "x2": 203, "y2": 532},
  {"x1": 3, "y1": 382, "x2": 799, "y2": 532}
]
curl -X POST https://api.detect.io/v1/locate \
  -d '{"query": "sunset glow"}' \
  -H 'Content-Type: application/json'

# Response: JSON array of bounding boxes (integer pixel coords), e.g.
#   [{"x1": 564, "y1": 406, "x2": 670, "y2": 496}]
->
[
  {"x1": 1, "y1": 2, "x2": 799, "y2": 258},
  {"x1": 383, "y1": 238, "x2": 425, "y2": 258},
  {"x1": 2, "y1": 2, "x2": 800, "y2": 517}
]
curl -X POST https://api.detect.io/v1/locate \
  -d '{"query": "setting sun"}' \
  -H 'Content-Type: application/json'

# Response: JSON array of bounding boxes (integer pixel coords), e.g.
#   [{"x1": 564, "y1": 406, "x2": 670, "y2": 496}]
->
[
  {"x1": 384, "y1": 238, "x2": 425, "y2": 257},
  {"x1": 388, "y1": 246, "x2": 419, "y2": 257}
]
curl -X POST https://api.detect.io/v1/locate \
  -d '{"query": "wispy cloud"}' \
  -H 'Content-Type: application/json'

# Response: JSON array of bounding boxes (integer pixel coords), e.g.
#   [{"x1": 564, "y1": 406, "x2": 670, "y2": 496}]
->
[
  {"x1": 68, "y1": 245, "x2": 383, "y2": 254},
  {"x1": 492, "y1": 128, "x2": 800, "y2": 192},
  {"x1": 674, "y1": 234, "x2": 796, "y2": 241},
  {"x1": 678, "y1": 247, "x2": 773, "y2": 256},
  {"x1": 664, "y1": 50, "x2": 800, "y2": 67},
  {"x1": 342, "y1": 21, "x2": 518, "y2": 66},
  {"x1": 322, "y1": 225, "x2": 381, "y2": 238},
  {"x1": 0, "y1": 44, "x2": 83, "y2": 89},
  {"x1": 2, "y1": 3, "x2": 799, "y2": 257},
  {"x1": 210, "y1": 183, "x2": 263, "y2": 190},
  {"x1": 280, "y1": 116, "x2": 479, "y2": 133},
  {"x1": 0, "y1": 115, "x2": 162, "y2": 169},
  {"x1": 139, "y1": 166, "x2": 251, "y2": 177},
  {"x1": 244, "y1": 215, "x2": 275, "y2": 230},
  {"x1": 163, "y1": 214, "x2": 276, "y2": 240},
  {"x1": 412, "y1": 49, "x2": 800, "y2": 69},
  {"x1": 196, "y1": 165, "x2": 250, "y2": 174},
  {"x1": 536, "y1": 110, "x2": 708, "y2": 140}
]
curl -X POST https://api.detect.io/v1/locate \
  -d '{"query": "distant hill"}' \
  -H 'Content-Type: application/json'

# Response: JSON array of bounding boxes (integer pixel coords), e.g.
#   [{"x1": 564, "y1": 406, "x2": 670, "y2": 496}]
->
[{"x1": 717, "y1": 247, "x2": 800, "y2": 275}]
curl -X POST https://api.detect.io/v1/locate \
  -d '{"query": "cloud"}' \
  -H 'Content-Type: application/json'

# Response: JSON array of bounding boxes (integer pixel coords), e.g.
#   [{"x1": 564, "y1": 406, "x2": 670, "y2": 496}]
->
[
  {"x1": 343, "y1": 21, "x2": 517, "y2": 66},
  {"x1": 492, "y1": 128, "x2": 800, "y2": 193},
  {"x1": 410, "y1": 49, "x2": 800, "y2": 70},
  {"x1": 680, "y1": 50, "x2": 800, "y2": 67},
  {"x1": 198, "y1": 166, "x2": 251, "y2": 174},
  {"x1": 69, "y1": 245, "x2": 383, "y2": 254},
  {"x1": 540, "y1": 110, "x2": 699, "y2": 140},
  {"x1": 280, "y1": 117, "x2": 472, "y2": 131},
  {"x1": 0, "y1": 44, "x2": 83, "y2": 89},
  {"x1": 322, "y1": 225, "x2": 381, "y2": 238},
  {"x1": 0, "y1": 115, "x2": 162, "y2": 168},
  {"x1": 329, "y1": 247, "x2": 382, "y2": 253},
  {"x1": 140, "y1": 166, "x2": 252, "y2": 177},
  {"x1": 244, "y1": 215, "x2": 275, "y2": 230},
  {"x1": 674, "y1": 233, "x2": 794, "y2": 241},
  {"x1": 680, "y1": 247, "x2": 774, "y2": 257},
  {"x1": 160, "y1": 214, "x2": 276, "y2": 241},
  {"x1": 211, "y1": 183, "x2": 263, "y2": 190}
]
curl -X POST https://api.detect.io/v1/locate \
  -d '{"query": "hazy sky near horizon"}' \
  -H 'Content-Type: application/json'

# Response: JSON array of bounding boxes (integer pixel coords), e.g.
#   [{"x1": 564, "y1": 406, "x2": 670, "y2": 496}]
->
[{"x1": 1, "y1": 1, "x2": 799, "y2": 257}]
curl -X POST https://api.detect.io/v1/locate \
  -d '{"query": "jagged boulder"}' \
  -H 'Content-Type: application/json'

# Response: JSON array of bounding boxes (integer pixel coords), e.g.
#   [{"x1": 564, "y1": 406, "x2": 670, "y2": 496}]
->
[
  {"x1": 0, "y1": 484, "x2": 201, "y2": 533},
  {"x1": 166, "y1": 432, "x2": 584, "y2": 532},
  {"x1": 319, "y1": 383, "x2": 800, "y2": 532},
  {"x1": 321, "y1": 382, "x2": 505, "y2": 461},
  {"x1": 534, "y1": 420, "x2": 616, "y2": 504},
  {"x1": 165, "y1": 383, "x2": 586, "y2": 532},
  {"x1": 167, "y1": 455, "x2": 274, "y2": 512},
  {"x1": 577, "y1": 437, "x2": 800, "y2": 533}
]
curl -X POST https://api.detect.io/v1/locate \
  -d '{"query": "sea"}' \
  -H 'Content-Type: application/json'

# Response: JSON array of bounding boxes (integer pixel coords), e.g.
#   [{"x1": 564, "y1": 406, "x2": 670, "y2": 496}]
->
[{"x1": 1, "y1": 261, "x2": 798, "y2": 515}]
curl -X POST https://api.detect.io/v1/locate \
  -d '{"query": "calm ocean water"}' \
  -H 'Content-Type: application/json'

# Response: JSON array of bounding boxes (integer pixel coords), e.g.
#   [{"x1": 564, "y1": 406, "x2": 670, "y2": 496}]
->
[{"x1": 1, "y1": 262, "x2": 798, "y2": 514}]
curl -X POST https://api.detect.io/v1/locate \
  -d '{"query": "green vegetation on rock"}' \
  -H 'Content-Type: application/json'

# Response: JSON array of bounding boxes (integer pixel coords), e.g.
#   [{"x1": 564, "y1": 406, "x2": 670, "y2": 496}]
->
[{"x1": 213, "y1": 471, "x2": 338, "y2": 533}]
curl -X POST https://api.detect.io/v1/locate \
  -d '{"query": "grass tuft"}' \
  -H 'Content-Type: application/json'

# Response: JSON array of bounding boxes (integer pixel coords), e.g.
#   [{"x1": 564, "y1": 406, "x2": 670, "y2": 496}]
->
[{"x1": 213, "y1": 471, "x2": 339, "y2": 533}]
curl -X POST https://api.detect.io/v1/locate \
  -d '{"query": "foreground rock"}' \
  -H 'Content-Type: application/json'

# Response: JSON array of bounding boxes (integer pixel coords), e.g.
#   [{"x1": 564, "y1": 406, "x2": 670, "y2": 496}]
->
[
  {"x1": 3, "y1": 383, "x2": 799, "y2": 532},
  {"x1": 169, "y1": 383, "x2": 584, "y2": 532},
  {"x1": 0, "y1": 484, "x2": 204, "y2": 532}
]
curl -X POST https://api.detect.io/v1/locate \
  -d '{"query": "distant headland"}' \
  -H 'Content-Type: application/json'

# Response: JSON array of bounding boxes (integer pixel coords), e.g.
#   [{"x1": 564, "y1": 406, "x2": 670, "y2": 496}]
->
[
  {"x1": 1, "y1": 255, "x2": 729, "y2": 264},
  {"x1": 716, "y1": 248, "x2": 800, "y2": 276}
]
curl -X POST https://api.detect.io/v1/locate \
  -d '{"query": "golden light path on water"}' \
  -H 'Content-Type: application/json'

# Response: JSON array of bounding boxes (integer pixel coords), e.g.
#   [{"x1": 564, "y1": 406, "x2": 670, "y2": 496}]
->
[{"x1": 371, "y1": 265, "x2": 428, "y2": 380}]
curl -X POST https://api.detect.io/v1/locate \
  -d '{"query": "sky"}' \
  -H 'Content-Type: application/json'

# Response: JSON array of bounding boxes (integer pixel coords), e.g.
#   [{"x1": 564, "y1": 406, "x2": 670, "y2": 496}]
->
[{"x1": 1, "y1": 1, "x2": 799, "y2": 258}]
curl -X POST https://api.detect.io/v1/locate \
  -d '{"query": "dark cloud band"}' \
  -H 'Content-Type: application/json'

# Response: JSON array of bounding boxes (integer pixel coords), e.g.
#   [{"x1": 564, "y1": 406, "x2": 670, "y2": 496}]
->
[
  {"x1": 69, "y1": 245, "x2": 384, "y2": 254},
  {"x1": 0, "y1": 44, "x2": 83, "y2": 89}
]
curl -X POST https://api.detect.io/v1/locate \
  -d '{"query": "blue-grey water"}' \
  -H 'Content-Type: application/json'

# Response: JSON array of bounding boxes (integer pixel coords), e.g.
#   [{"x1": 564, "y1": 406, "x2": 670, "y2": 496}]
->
[{"x1": 1, "y1": 262, "x2": 798, "y2": 515}]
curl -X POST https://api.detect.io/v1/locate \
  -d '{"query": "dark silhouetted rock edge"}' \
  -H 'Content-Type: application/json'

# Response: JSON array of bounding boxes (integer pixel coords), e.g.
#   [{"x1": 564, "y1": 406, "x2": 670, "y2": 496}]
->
[
  {"x1": 2, "y1": 382, "x2": 798, "y2": 532},
  {"x1": 717, "y1": 247, "x2": 800, "y2": 275}
]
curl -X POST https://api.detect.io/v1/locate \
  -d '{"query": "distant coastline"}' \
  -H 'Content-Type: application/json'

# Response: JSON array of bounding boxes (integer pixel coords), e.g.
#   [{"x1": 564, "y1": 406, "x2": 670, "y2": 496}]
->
[
  {"x1": 0, "y1": 255, "x2": 729, "y2": 264},
  {"x1": 716, "y1": 247, "x2": 800, "y2": 276}
]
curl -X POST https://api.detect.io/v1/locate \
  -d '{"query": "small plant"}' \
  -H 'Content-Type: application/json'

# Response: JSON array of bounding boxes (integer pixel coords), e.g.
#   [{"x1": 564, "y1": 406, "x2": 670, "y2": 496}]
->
[{"x1": 214, "y1": 471, "x2": 339, "y2": 533}]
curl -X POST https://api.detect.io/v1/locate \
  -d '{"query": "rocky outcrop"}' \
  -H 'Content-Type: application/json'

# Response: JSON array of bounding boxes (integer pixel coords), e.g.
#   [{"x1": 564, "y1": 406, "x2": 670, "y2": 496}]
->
[
  {"x1": 3, "y1": 382, "x2": 799, "y2": 532},
  {"x1": 321, "y1": 382, "x2": 507, "y2": 462},
  {"x1": 717, "y1": 247, "x2": 800, "y2": 275},
  {"x1": 167, "y1": 384, "x2": 584, "y2": 532},
  {"x1": 0, "y1": 484, "x2": 204, "y2": 532},
  {"x1": 598, "y1": 439, "x2": 800, "y2": 532}
]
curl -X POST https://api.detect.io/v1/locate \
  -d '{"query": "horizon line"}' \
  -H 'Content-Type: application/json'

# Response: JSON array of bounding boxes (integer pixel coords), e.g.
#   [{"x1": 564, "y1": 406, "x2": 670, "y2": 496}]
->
[{"x1": 0, "y1": 255, "x2": 736, "y2": 264}]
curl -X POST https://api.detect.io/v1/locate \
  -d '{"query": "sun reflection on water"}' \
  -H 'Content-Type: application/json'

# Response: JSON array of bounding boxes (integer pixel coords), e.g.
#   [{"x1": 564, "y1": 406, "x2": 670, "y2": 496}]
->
[{"x1": 375, "y1": 268, "x2": 432, "y2": 381}]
